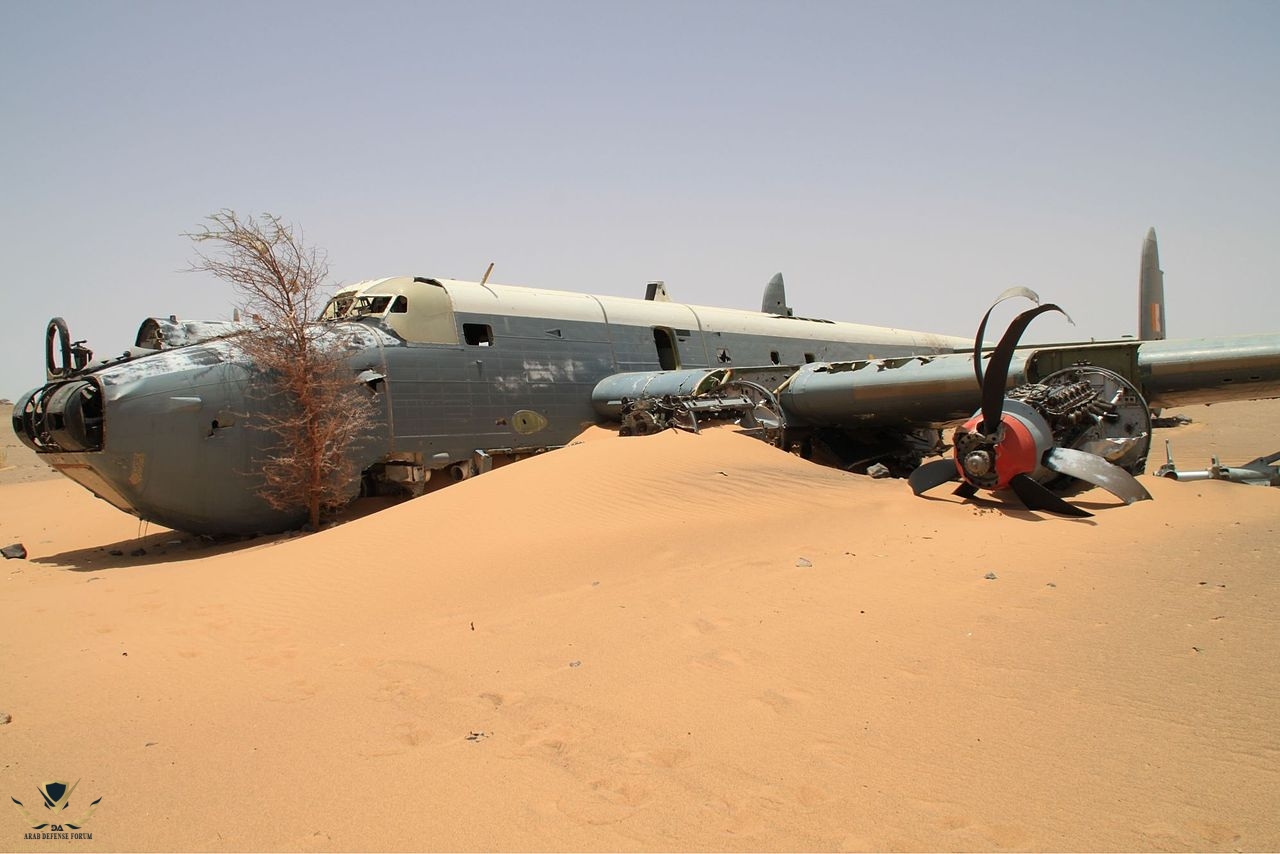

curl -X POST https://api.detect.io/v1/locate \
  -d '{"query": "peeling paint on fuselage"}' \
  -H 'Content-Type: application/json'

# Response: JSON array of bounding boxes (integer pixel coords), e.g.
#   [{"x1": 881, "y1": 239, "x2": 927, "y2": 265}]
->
[{"x1": 17, "y1": 277, "x2": 974, "y2": 534}]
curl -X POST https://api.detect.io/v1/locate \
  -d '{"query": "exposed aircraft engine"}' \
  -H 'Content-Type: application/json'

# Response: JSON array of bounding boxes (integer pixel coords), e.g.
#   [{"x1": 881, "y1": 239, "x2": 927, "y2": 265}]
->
[
  {"x1": 590, "y1": 369, "x2": 730, "y2": 419},
  {"x1": 908, "y1": 293, "x2": 1153, "y2": 516},
  {"x1": 592, "y1": 370, "x2": 785, "y2": 444}
]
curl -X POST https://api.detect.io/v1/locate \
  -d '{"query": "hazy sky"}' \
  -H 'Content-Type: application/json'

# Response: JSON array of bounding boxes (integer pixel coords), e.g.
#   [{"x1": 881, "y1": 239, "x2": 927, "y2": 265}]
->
[{"x1": 3, "y1": 0, "x2": 1278, "y2": 398}]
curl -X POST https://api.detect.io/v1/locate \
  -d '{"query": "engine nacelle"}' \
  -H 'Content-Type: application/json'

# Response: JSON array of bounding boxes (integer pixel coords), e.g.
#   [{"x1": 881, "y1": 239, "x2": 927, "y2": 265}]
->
[{"x1": 590, "y1": 369, "x2": 729, "y2": 419}]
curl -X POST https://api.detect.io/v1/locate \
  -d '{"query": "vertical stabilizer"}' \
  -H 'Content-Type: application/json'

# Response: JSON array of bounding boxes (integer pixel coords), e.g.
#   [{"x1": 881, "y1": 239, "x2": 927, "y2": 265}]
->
[
  {"x1": 1139, "y1": 227, "x2": 1166, "y2": 340},
  {"x1": 762, "y1": 273, "x2": 793, "y2": 316}
]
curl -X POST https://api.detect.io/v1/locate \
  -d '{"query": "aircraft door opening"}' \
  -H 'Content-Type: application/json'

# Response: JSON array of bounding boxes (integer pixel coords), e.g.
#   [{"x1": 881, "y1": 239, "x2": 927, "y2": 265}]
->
[{"x1": 653, "y1": 327, "x2": 680, "y2": 370}]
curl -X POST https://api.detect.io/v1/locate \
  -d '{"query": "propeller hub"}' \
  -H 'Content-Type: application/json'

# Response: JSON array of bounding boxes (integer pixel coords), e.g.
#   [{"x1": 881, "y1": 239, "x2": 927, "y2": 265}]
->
[
  {"x1": 963, "y1": 450, "x2": 993, "y2": 477},
  {"x1": 953, "y1": 401, "x2": 1052, "y2": 490}
]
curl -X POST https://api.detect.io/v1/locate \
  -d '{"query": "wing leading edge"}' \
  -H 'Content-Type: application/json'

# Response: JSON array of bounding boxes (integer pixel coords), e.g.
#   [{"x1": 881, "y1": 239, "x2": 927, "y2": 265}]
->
[{"x1": 779, "y1": 333, "x2": 1280, "y2": 429}]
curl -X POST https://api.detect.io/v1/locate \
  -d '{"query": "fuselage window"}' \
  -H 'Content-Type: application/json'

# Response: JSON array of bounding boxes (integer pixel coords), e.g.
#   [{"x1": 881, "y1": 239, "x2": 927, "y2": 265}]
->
[
  {"x1": 390, "y1": 295, "x2": 408, "y2": 313},
  {"x1": 804, "y1": 352, "x2": 816, "y2": 363},
  {"x1": 769, "y1": 350, "x2": 781, "y2": 365},
  {"x1": 653, "y1": 327, "x2": 680, "y2": 370},
  {"x1": 464, "y1": 323, "x2": 494, "y2": 346}
]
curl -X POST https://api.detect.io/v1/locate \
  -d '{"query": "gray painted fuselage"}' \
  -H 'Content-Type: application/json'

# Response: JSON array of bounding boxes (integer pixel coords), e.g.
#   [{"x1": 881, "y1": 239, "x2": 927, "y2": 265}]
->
[
  {"x1": 14, "y1": 276, "x2": 969, "y2": 534},
  {"x1": 15, "y1": 275, "x2": 1280, "y2": 535}
]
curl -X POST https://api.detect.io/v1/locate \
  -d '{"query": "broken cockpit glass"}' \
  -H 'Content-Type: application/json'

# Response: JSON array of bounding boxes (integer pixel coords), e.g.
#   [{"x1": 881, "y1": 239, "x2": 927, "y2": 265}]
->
[{"x1": 319, "y1": 294, "x2": 408, "y2": 321}]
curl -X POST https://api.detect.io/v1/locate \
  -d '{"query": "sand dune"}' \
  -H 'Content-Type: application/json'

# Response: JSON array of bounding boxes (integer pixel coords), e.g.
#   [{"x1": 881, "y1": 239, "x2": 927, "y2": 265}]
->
[{"x1": 1, "y1": 401, "x2": 1278, "y2": 851}]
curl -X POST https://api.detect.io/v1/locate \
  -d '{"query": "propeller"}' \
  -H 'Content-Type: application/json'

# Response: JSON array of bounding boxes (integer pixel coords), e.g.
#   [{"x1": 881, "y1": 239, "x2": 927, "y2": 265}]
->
[
  {"x1": 972, "y1": 286, "x2": 1042, "y2": 391},
  {"x1": 1009, "y1": 473, "x2": 1092, "y2": 517},
  {"x1": 911, "y1": 292, "x2": 1153, "y2": 516},
  {"x1": 1043, "y1": 447, "x2": 1151, "y2": 505},
  {"x1": 977, "y1": 301, "x2": 1068, "y2": 434},
  {"x1": 908, "y1": 458, "x2": 961, "y2": 496}
]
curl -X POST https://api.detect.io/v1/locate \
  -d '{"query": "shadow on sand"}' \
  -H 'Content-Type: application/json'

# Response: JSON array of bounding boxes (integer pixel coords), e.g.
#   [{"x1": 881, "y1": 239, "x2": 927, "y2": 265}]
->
[
  {"x1": 31, "y1": 496, "x2": 406, "y2": 572},
  {"x1": 912, "y1": 487, "x2": 1108, "y2": 524}
]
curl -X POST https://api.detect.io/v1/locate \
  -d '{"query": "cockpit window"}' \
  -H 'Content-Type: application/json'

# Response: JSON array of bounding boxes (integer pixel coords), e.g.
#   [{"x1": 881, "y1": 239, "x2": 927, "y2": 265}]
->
[
  {"x1": 319, "y1": 292, "x2": 412, "y2": 324},
  {"x1": 319, "y1": 294, "x2": 355, "y2": 321},
  {"x1": 320, "y1": 293, "x2": 403, "y2": 321}
]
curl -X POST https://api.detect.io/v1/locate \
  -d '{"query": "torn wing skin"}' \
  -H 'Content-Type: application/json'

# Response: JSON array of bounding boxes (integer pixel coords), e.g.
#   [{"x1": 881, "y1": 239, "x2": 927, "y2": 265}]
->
[
  {"x1": 781, "y1": 330, "x2": 1280, "y2": 512},
  {"x1": 780, "y1": 333, "x2": 1280, "y2": 428}
]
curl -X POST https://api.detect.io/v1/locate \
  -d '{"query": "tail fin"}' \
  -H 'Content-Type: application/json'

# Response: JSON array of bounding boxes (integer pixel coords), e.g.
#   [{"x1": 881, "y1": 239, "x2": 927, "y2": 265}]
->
[
  {"x1": 762, "y1": 273, "x2": 793, "y2": 316},
  {"x1": 1139, "y1": 227, "x2": 1166, "y2": 340}
]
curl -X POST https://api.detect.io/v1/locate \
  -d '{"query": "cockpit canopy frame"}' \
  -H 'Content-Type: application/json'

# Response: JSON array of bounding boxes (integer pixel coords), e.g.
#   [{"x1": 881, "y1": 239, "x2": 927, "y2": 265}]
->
[{"x1": 320, "y1": 276, "x2": 459, "y2": 345}]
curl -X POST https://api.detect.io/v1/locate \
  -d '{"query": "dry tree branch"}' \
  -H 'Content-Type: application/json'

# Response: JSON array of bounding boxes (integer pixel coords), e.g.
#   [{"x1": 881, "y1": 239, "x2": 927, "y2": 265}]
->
[{"x1": 185, "y1": 210, "x2": 376, "y2": 530}]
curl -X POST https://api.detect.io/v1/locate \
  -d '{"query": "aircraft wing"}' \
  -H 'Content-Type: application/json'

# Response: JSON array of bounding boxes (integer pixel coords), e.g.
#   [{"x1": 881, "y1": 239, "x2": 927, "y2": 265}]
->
[
  {"x1": 593, "y1": 327, "x2": 1280, "y2": 518},
  {"x1": 777, "y1": 328, "x2": 1280, "y2": 515},
  {"x1": 777, "y1": 332, "x2": 1280, "y2": 429}
]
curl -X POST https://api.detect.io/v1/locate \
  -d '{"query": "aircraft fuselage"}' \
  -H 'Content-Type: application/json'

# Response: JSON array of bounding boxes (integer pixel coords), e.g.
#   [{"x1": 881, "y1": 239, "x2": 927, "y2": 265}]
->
[{"x1": 13, "y1": 276, "x2": 970, "y2": 534}]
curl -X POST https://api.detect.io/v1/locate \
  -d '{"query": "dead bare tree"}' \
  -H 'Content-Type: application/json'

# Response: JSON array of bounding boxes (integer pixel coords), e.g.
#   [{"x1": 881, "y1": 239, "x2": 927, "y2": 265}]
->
[{"x1": 186, "y1": 210, "x2": 375, "y2": 530}]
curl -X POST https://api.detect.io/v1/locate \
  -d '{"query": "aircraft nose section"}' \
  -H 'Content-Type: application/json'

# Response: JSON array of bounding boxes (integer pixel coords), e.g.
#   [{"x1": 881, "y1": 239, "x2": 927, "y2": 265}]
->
[
  {"x1": 12, "y1": 379, "x2": 104, "y2": 453},
  {"x1": 14, "y1": 343, "x2": 305, "y2": 535}
]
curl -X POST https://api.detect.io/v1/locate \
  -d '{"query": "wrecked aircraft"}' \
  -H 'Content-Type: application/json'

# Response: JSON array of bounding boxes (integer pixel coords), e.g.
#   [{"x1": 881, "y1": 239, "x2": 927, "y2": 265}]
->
[{"x1": 13, "y1": 230, "x2": 1280, "y2": 533}]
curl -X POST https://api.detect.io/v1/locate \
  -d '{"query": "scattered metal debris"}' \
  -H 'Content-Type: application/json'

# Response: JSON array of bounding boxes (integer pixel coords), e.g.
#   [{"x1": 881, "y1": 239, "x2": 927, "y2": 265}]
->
[
  {"x1": 1, "y1": 543, "x2": 27, "y2": 560},
  {"x1": 1155, "y1": 441, "x2": 1280, "y2": 486}
]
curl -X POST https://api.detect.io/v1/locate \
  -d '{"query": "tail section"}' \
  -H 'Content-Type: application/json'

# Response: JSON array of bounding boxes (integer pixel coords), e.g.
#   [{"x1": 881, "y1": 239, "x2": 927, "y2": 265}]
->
[
  {"x1": 1139, "y1": 227, "x2": 1166, "y2": 340},
  {"x1": 762, "y1": 273, "x2": 793, "y2": 317}
]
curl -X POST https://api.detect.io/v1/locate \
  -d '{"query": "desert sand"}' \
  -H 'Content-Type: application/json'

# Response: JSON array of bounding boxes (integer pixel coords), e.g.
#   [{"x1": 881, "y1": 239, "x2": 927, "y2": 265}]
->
[{"x1": 1, "y1": 399, "x2": 1278, "y2": 851}]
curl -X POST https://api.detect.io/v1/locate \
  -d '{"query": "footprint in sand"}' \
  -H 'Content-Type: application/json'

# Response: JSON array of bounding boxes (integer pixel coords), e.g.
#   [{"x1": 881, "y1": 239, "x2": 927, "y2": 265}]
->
[
  {"x1": 624, "y1": 745, "x2": 692, "y2": 770},
  {"x1": 556, "y1": 776, "x2": 653, "y2": 825},
  {"x1": 689, "y1": 647, "x2": 745, "y2": 671},
  {"x1": 685, "y1": 614, "x2": 734, "y2": 638},
  {"x1": 752, "y1": 687, "x2": 814, "y2": 715},
  {"x1": 358, "y1": 720, "x2": 435, "y2": 757}
]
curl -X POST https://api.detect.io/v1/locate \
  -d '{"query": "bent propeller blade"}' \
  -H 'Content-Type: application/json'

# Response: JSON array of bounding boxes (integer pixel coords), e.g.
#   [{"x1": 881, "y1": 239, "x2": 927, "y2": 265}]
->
[
  {"x1": 1043, "y1": 447, "x2": 1153, "y2": 504},
  {"x1": 973, "y1": 287, "x2": 1041, "y2": 389},
  {"x1": 908, "y1": 459, "x2": 960, "y2": 495},
  {"x1": 1009, "y1": 473, "x2": 1093, "y2": 517},
  {"x1": 980, "y1": 302, "x2": 1069, "y2": 434}
]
